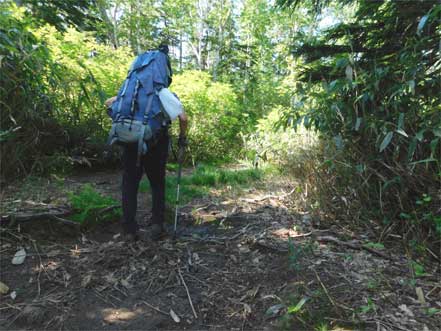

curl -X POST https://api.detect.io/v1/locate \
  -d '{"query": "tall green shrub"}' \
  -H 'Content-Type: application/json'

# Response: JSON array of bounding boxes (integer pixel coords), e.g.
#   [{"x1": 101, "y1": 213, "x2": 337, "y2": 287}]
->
[
  {"x1": 171, "y1": 70, "x2": 244, "y2": 163},
  {"x1": 0, "y1": 4, "x2": 68, "y2": 178},
  {"x1": 282, "y1": 1, "x2": 441, "y2": 239}
]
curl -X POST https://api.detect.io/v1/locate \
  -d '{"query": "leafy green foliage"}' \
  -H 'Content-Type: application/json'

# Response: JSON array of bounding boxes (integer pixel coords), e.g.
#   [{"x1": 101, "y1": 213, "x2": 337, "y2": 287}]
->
[
  {"x1": 16, "y1": 0, "x2": 99, "y2": 31},
  {"x1": 171, "y1": 71, "x2": 244, "y2": 163},
  {"x1": 282, "y1": 0, "x2": 441, "y2": 239},
  {"x1": 0, "y1": 3, "x2": 68, "y2": 178},
  {"x1": 68, "y1": 184, "x2": 121, "y2": 225},
  {"x1": 0, "y1": 2, "x2": 132, "y2": 179},
  {"x1": 245, "y1": 106, "x2": 320, "y2": 178},
  {"x1": 410, "y1": 261, "x2": 427, "y2": 277},
  {"x1": 358, "y1": 298, "x2": 376, "y2": 315}
]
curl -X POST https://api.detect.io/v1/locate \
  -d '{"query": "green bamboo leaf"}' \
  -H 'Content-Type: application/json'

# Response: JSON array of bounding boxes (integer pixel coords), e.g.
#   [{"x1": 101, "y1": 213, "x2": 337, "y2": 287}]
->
[
  {"x1": 397, "y1": 113, "x2": 404, "y2": 130},
  {"x1": 334, "y1": 134, "x2": 343, "y2": 150},
  {"x1": 407, "y1": 138, "x2": 417, "y2": 162},
  {"x1": 396, "y1": 129, "x2": 408, "y2": 137},
  {"x1": 416, "y1": 130, "x2": 425, "y2": 142},
  {"x1": 380, "y1": 132, "x2": 394, "y2": 152},
  {"x1": 355, "y1": 117, "x2": 362, "y2": 131},
  {"x1": 430, "y1": 138, "x2": 439, "y2": 157},
  {"x1": 329, "y1": 80, "x2": 338, "y2": 91},
  {"x1": 345, "y1": 65, "x2": 353, "y2": 82},
  {"x1": 408, "y1": 80, "x2": 415, "y2": 95},
  {"x1": 417, "y1": 14, "x2": 429, "y2": 35},
  {"x1": 287, "y1": 297, "x2": 308, "y2": 314},
  {"x1": 409, "y1": 158, "x2": 437, "y2": 165}
]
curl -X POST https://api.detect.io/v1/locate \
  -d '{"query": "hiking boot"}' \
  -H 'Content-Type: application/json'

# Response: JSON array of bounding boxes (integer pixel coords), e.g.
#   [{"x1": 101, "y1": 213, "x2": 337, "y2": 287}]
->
[{"x1": 150, "y1": 224, "x2": 167, "y2": 241}]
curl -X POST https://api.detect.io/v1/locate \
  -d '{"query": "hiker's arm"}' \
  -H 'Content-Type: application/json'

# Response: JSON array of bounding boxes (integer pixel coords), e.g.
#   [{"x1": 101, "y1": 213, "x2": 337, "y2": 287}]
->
[
  {"x1": 178, "y1": 111, "x2": 188, "y2": 139},
  {"x1": 104, "y1": 96, "x2": 117, "y2": 116},
  {"x1": 105, "y1": 96, "x2": 117, "y2": 108}
]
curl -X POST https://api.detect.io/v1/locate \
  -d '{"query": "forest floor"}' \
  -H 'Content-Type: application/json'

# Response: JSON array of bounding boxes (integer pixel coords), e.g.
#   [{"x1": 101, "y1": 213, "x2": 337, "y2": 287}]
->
[{"x1": 0, "y1": 168, "x2": 440, "y2": 331}]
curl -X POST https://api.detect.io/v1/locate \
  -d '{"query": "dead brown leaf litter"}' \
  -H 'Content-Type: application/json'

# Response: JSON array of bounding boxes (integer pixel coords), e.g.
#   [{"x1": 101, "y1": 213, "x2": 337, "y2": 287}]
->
[{"x1": 0, "y1": 170, "x2": 440, "y2": 330}]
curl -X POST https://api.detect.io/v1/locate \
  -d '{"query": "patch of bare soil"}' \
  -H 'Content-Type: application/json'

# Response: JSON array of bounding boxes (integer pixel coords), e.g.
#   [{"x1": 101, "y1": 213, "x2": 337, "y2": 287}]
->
[{"x1": 0, "y1": 170, "x2": 440, "y2": 330}]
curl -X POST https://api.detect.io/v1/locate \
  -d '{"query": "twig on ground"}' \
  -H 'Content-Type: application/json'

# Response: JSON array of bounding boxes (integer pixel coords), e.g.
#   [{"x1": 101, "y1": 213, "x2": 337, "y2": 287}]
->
[
  {"x1": 314, "y1": 270, "x2": 336, "y2": 308},
  {"x1": 142, "y1": 301, "x2": 169, "y2": 316},
  {"x1": 317, "y1": 236, "x2": 393, "y2": 260},
  {"x1": 425, "y1": 247, "x2": 440, "y2": 262},
  {"x1": 31, "y1": 241, "x2": 42, "y2": 297},
  {"x1": 93, "y1": 290, "x2": 116, "y2": 307},
  {"x1": 97, "y1": 205, "x2": 121, "y2": 215},
  {"x1": 184, "y1": 273, "x2": 210, "y2": 288},
  {"x1": 0, "y1": 304, "x2": 24, "y2": 311},
  {"x1": 178, "y1": 268, "x2": 198, "y2": 319},
  {"x1": 112, "y1": 284, "x2": 128, "y2": 297},
  {"x1": 108, "y1": 293, "x2": 123, "y2": 303},
  {"x1": 48, "y1": 215, "x2": 80, "y2": 227},
  {"x1": 239, "y1": 188, "x2": 296, "y2": 203},
  {"x1": 1, "y1": 207, "x2": 74, "y2": 224},
  {"x1": 146, "y1": 279, "x2": 155, "y2": 293}
]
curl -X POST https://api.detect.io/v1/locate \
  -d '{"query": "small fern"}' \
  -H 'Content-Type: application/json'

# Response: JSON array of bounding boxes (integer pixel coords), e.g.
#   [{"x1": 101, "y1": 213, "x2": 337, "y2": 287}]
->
[{"x1": 68, "y1": 184, "x2": 121, "y2": 225}]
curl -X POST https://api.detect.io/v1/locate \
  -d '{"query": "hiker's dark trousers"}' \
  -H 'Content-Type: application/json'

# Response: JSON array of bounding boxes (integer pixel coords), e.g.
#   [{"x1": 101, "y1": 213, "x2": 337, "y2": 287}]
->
[{"x1": 121, "y1": 133, "x2": 169, "y2": 234}]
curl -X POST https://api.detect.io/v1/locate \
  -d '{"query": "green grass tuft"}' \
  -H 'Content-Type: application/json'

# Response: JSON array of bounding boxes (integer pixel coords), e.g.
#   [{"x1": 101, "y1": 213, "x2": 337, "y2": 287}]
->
[{"x1": 139, "y1": 164, "x2": 264, "y2": 205}]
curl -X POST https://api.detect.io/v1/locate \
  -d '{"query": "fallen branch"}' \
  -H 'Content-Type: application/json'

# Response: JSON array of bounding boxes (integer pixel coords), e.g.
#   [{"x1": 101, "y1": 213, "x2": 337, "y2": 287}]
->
[
  {"x1": 142, "y1": 301, "x2": 169, "y2": 316},
  {"x1": 314, "y1": 270, "x2": 336, "y2": 308},
  {"x1": 178, "y1": 268, "x2": 198, "y2": 319},
  {"x1": 1, "y1": 206, "x2": 79, "y2": 227},
  {"x1": 239, "y1": 187, "x2": 296, "y2": 203},
  {"x1": 47, "y1": 215, "x2": 80, "y2": 227},
  {"x1": 317, "y1": 236, "x2": 393, "y2": 260},
  {"x1": 97, "y1": 205, "x2": 121, "y2": 216}
]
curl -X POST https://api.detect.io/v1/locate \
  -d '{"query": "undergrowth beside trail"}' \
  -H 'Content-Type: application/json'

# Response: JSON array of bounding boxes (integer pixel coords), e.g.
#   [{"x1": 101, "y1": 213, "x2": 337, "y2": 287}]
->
[
  {"x1": 68, "y1": 184, "x2": 121, "y2": 225},
  {"x1": 140, "y1": 164, "x2": 269, "y2": 205}
]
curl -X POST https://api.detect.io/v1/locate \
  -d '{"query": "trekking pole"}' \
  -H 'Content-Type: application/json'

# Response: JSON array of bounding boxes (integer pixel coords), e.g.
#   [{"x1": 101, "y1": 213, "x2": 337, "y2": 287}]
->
[{"x1": 173, "y1": 143, "x2": 184, "y2": 240}]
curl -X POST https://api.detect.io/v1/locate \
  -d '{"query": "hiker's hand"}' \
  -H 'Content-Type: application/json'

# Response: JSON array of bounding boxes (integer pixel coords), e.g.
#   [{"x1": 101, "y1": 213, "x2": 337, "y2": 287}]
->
[
  {"x1": 178, "y1": 136, "x2": 188, "y2": 149},
  {"x1": 104, "y1": 96, "x2": 117, "y2": 108}
]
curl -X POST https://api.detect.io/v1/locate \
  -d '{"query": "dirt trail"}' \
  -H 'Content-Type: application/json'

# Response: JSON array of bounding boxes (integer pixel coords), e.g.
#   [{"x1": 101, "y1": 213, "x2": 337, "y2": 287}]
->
[{"x1": 0, "y1": 170, "x2": 439, "y2": 330}]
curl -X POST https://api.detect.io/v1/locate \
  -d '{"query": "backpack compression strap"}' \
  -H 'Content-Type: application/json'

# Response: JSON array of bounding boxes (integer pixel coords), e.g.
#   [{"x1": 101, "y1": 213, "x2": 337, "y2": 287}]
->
[{"x1": 136, "y1": 92, "x2": 154, "y2": 167}]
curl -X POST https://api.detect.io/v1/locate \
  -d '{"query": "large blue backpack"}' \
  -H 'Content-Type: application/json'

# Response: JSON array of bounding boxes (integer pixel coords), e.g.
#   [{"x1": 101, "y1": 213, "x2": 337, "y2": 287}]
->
[{"x1": 108, "y1": 50, "x2": 172, "y2": 165}]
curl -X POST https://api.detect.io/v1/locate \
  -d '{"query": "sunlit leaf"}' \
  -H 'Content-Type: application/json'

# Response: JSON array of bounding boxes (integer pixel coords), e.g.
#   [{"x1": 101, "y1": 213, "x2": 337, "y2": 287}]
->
[
  {"x1": 417, "y1": 14, "x2": 429, "y2": 35},
  {"x1": 169, "y1": 309, "x2": 180, "y2": 323},
  {"x1": 408, "y1": 80, "x2": 415, "y2": 95},
  {"x1": 287, "y1": 297, "x2": 308, "y2": 314},
  {"x1": 396, "y1": 129, "x2": 408, "y2": 138},
  {"x1": 379, "y1": 132, "x2": 393, "y2": 152}
]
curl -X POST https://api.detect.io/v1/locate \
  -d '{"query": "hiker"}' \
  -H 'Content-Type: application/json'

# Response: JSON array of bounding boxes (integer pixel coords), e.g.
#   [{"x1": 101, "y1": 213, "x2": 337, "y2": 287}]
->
[{"x1": 104, "y1": 45, "x2": 188, "y2": 241}]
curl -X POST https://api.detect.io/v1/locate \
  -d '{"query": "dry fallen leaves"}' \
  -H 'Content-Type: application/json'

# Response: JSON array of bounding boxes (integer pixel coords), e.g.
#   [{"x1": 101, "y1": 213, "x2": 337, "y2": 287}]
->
[
  {"x1": 265, "y1": 304, "x2": 285, "y2": 318},
  {"x1": 416, "y1": 287, "x2": 426, "y2": 304},
  {"x1": 170, "y1": 309, "x2": 181, "y2": 323},
  {"x1": 0, "y1": 281, "x2": 9, "y2": 294},
  {"x1": 399, "y1": 304, "x2": 414, "y2": 317},
  {"x1": 81, "y1": 274, "x2": 92, "y2": 287},
  {"x1": 12, "y1": 248, "x2": 26, "y2": 265}
]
